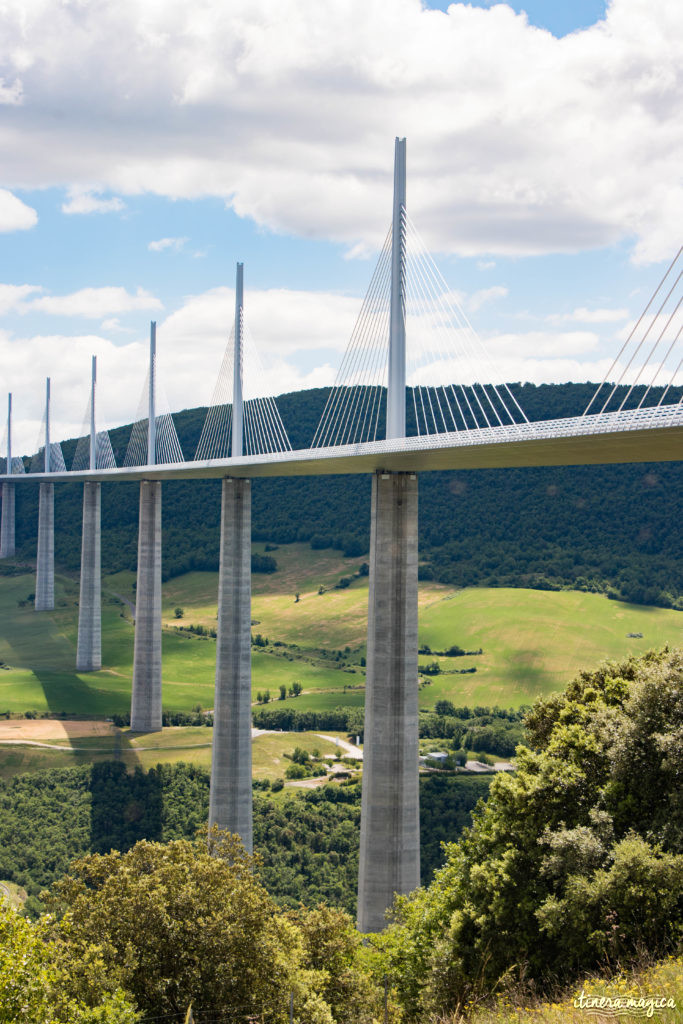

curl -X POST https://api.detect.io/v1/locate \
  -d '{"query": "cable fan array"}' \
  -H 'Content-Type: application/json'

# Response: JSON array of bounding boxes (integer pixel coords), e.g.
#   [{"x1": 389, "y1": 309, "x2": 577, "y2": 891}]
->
[
  {"x1": 584, "y1": 246, "x2": 683, "y2": 419},
  {"x1": 29, "y1": 443, "x2": 66, "y2": 473},
  {"x1": 0, "y1": 425, "x2": 25, "y2": 475},
  {"x1": 312, "y1": 214, "x2": 527, "y2": 449},
  {"x1": 123, "y1": 366, "x2": 184, "y2": 467},
  {"x1": 28, "y1": 402, "x2": 66, "y2": 475},
  {"x1": 71, "y1": 391, "x2": 116, "y2": 471},
  {"x1": 194, "y1": 316, "x2": 291, "y2": 460}
]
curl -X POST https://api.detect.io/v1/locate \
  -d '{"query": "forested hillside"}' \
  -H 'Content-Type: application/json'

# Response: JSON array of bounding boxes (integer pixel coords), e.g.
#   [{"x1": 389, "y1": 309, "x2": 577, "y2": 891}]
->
[
  {"x1": 8, "y1": 382, "x2": 682, "y2": 606},
  {"x1": 0, "y1": 764, "x2": 490, "y2": 917}
]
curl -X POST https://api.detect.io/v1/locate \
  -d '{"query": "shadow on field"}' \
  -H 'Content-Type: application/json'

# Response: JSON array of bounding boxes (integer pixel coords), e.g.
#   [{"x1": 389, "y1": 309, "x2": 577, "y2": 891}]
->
[{"x1": 30, "y1": 663, "x2": 131, "y2": 719}]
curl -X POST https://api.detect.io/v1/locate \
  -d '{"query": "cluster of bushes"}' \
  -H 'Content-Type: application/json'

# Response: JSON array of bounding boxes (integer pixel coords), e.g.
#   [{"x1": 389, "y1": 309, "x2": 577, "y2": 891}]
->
[
  {"x1": 419, "y1": 703, "x2": 527, "y2": 758},
  {"x1": 251, "y1": 552, "x2": 278, "y2": 574},
  {"x1": 252, "y1": 704, "x2": 365, "y2": 739},
  {"x1": 420, "y1": 660, "x2": 477, "y2": 676},
  {"x1": 418, "y1": 644, "x2": 483, "y2": 657},
  {"x1": 381, "y1": 648, "x2": 683, "y2": 1018},
  {"x1": 177, "y1": 622, "x2": 217, "y2": 638},
  {"x1": 284, "y1": 746, "x2": 328, "y2": 780},
  {"x1": 111, "y1": 710, "x2": 212, "y2": 727}
]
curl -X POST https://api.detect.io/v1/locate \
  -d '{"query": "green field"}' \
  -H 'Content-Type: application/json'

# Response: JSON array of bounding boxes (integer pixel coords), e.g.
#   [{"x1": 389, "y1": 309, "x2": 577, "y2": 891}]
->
[
  {"x1": 0, "y1": 726, "x2": 347, "y2": 781},
  {"x1": 0, "y1": 542, "x2": 680, "y2": 720}
]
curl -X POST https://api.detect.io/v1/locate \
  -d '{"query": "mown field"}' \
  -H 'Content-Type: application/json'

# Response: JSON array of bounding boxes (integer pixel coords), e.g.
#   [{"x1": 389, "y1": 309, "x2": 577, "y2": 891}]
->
[{"x1": 0, "y1": 541, "x2": 680, "y2": 722}]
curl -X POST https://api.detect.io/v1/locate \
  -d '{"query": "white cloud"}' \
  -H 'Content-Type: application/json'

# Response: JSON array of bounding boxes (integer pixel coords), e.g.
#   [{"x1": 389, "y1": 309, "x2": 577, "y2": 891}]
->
[
  {"x1": 0, "y1": 189, "x2": 37, "y2": 232},
  {"x1": 549, "y1": 306, "x2": 630, "y2": 324},
  {"x1": 101, "y1": 317, "x2": 137, "y2": 333},
  {"x1": 148, "y1": 236, "x2": 188, "y2": 252},
  {"x1": 27, "y1": 287, "x2": 162, "y2": 318},
  {"x1": 467, "y1": 285, "x2": 508, "y2": 313},
  {"x1": 0, "y1": 0, "x2": 679, "y2": 261},
  {"x1": 0, "y1": 284, "x2": 42, "y2": 315},
  {"x1": 484, "y1": 329, "x2": 600, "y2": 359},
  {"x1": 61, "y1": 190, "x2": 125, "y2": 215}
]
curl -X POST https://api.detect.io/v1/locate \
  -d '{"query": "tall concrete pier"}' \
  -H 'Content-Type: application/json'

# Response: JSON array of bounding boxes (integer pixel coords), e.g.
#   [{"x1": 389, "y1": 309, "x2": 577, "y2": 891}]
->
[
  {"x1": 76, "y1": 358, "x2": 102, "y2": 672},
  {"x1": 209, "y1": 264, "x2": 254, "y2": 850},
  {"x1": 130, "y1": 479, "x2": 162, "y2": 731},
  {"x1": 76, "y1": 482, "x2": 101, "y2": 671},
  {"x1": 357, "y1": 471, "x2": 420, "y2": 932},
  {"x1": 35, "y1": 379, "x2": 54, "y2": 611},
  {"x1": 130, "y1": 325, "x2": 163, "y2": 732},
  {"x1": 209, "y1": 476, "x2": 253, "y2": 851},
  {"x1": 1, "y1": 394, "x2": 15, "y2": 558},
  {"x1": 35, "y1": 482, "x2": 55, "y2": 611},
  {"x1": 0, "y1": 483, "x2": 15, "y2": 558}
]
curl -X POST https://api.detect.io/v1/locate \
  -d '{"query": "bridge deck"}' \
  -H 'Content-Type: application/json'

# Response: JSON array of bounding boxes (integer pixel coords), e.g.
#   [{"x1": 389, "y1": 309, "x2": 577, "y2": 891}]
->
[{"x1": 3, "y1": 410, "x2": 682, "y2": 482}]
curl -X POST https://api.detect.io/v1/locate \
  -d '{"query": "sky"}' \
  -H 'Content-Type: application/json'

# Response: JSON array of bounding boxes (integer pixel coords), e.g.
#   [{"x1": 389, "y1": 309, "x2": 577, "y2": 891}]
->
[{"x1": 0, "y1": 0, "x2": 681, "y2": 455}]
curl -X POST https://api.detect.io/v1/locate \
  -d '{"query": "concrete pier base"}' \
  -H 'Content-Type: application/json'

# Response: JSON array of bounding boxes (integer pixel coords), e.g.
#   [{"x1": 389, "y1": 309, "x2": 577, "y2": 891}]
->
[
  {"x1": 0, "y1": 482, "x2": 15, "y2": 558},
  {"x1": 357, "y1": 471, "x2": 420, "y2": 933},
  {"x1": 209, "y1": 478, "x2": 253, "y2": 852},
  {"x1": 130, "y1": 481, "x2": 162, "y2": 732},
  {"x1": 76, "y1": 482, "x2": 101, "y2": 672},
  {"x1": 35, "y1": 482, "x2": 54, "y2": 611}
]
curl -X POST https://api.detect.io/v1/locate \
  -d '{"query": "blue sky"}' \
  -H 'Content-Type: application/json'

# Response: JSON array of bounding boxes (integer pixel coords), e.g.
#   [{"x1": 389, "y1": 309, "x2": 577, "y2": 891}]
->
[{"x1": 0, "y1": 0, "x2": 680, "y2": 453}]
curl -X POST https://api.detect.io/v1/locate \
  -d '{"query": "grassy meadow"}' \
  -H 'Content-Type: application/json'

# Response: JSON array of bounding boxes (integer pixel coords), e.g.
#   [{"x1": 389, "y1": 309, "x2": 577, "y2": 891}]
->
[{"x1": 0, "y1": 541, "x2": 680, "y2": 726}]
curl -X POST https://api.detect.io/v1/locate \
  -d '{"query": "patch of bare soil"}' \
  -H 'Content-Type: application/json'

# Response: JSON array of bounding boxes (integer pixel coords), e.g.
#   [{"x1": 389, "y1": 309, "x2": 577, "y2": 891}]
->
[{"x1": 0, "y1": 719, "x2": 118, "y2": 742}]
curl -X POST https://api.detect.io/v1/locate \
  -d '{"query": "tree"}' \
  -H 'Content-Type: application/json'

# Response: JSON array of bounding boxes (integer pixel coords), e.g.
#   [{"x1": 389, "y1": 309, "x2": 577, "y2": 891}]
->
[
  {"x1": 294, "y1": 591, "x2": 301, "y2": 603},
  {"x1": 382, "y1": 647, "x2": 683, "y2": 1019},
  {"x1": 0, "y1": 905, "x2": 139, "y2": 1023},
  {"x1": 279, "y1": 684, "x2": 287, "y2": 700},
  {"x1": 292, "y1": 904, "x2": 382, "y2": 1024},
  {"x1": 346, "y1": 707, "x2": 365, "y2": 743},
  {"x1": 46, "y1": 831, "x2": 336, "y2": 1023},
  {"x1": 174, "y1": 607, "x2": 184, "y2": 619}
]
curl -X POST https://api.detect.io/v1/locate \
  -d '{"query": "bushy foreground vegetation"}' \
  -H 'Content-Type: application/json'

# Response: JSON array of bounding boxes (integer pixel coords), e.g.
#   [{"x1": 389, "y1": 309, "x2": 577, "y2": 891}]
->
[
  {"x1": 378, "y1": 647, "x2": 683, "y2": 1018},
  {"x1": 2, "y1": 833, "x2": 383, "y2": 1024}
]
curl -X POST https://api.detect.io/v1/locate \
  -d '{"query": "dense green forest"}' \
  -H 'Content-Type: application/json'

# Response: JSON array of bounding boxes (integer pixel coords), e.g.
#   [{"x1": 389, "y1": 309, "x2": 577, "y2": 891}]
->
[
  {"x1": 0, "y1": 763, "x2": 490, "y2": 918},
  {"x1": 7, "y1": 382, "x2": 683, "y2": 606}
]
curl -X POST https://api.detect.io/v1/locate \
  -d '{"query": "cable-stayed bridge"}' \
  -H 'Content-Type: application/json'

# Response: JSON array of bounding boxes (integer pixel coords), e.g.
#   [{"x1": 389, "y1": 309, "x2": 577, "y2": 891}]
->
[{"x1": 0, "y1": 139, "x2": 681, "y2": 933}]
